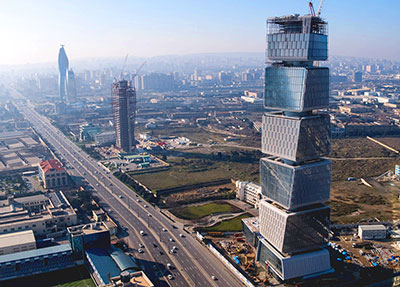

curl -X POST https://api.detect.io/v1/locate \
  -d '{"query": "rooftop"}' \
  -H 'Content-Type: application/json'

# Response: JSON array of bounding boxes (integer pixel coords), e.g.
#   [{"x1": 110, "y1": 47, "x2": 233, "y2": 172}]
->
[
  {"x1": 0, "y1": 244, "x2": 71, "y2": 265},
  {"x1": 0, "y1": 230, "x2": 35, "y2": 249},
  {"x1": 39, "y1": 159, "x2": 65, "y2": 173},
  {"x1": 242, "y1": 217, "x2": 260, "y2": 233},
  {"x1": 359, "y1": 224, "x2": 387, "y2": 231},
  {"x1": 14, "y1": 194, "x2": 49, "y2": 205},
  {"x1": 86, "y1": 248, "x2": 121, "y2": 285}
]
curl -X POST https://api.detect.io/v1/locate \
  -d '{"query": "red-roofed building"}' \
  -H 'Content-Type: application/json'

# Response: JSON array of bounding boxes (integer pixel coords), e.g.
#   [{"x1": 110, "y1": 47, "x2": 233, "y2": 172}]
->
[{"x1": 39, "y1": 159, "x2": 68, "y2": 189}]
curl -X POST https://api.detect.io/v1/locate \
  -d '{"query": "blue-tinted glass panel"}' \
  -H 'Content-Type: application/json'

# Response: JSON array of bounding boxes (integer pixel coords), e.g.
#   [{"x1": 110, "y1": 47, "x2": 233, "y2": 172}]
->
[
  {"x1": 264, "y1": 67, "x2": 329, "y2": 112},
  {"x1": 260, "y1": 158, "x2": 331, "y2": 210}
]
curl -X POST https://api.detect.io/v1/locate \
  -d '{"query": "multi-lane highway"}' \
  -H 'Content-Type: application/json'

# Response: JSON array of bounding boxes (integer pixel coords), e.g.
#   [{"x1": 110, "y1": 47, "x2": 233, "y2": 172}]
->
[{"x1": 19, "y1": 103, "x2": 244, "y2": 287}]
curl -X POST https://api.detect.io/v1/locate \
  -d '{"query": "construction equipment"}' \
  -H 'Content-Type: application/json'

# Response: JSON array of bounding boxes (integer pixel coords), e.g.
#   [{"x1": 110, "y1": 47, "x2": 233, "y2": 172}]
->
[
  {"x1": 131, "y1": 60, "x2": 147, "y2": 82},
  {"x1": 317, "y1": 0, "x2": 324, "y2": 17},
  {"x1": 309, "y1": 0, "x2": 324, "y2": 17},
  {"x1": 308, "y1": 1, "x2": 316, "y2": 16},
  {"x1": 120, "y1": 54, "x2": 129, "y2": 79}
]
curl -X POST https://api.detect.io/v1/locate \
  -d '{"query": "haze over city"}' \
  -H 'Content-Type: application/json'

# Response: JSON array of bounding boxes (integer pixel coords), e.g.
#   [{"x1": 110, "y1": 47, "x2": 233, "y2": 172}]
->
[{"x1": 1, "y1": 0, "x2": 400, "y2": 66}]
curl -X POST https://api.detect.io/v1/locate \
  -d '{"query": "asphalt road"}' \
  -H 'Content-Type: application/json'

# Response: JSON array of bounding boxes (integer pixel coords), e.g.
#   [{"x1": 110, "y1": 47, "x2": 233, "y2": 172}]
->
[{"x1": 19, "y1": 103, "x2": 245, "y2": 287}]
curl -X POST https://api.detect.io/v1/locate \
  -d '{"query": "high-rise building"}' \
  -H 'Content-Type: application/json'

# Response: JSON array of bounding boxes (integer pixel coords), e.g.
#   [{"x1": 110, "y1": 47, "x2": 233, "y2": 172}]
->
[
  {"x1": 256, "y1": 13, "x2": 332, "y2": 281},
  {"x1": 111, "y1": 80, "x2": 136, "y2": 152},
  {"x1": 67, "y1": 69, "x2": 77, "y2": 103},
  {"x1": 58, "y1": 45, "x2": 69, "y2": 102},
  {"x1": 351, "y1": 70, "x2": 363, "y2": 83}
]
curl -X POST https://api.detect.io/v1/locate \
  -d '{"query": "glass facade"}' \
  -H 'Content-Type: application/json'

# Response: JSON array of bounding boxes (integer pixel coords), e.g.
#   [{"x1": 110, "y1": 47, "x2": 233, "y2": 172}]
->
[
  {"x1": 262, "y1": 113, "x2": 330, "y2": 162},
  {"x1": 282, "y1": 206, "x2": 330, "y2": 254},
  {"x1": 267, "y1": 33, "x2": 328, "y2": 61},
  {"x1": 257, "y1": 239, "x2": 283, "y2": 275},
  {"x1": 259, "y1": 202, "x2": 330, "y2": 254},
  {"x1": 265, "y1": 67, "x2": 329, "y2": 112},
  {"x1": 58, "y1": 46, "x2": 69, "y2": 102},
  {"x1": 260, "y1": 158, "x2": 331, "y2": 210},
  {"x1": 257, "y1": 12, "x2": 331, "y2": 280}
]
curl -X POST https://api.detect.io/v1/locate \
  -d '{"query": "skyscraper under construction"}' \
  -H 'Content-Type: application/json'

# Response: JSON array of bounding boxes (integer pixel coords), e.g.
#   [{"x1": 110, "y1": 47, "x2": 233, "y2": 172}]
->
[
  {"x1": 112, "y1": 80, "x2": 136, "y2": 152},
  {"x1": 256, "y1": 12, "x2": 332, "y2": 281}
]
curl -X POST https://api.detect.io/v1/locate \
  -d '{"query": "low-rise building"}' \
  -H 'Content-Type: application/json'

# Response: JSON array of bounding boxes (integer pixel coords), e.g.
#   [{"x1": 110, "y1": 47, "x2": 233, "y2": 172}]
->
[
  {"x1": 0, "y1": 230, "x2": 36, "y2": 256},
  {"x1": 236, "y1": 180, "x2": 263, "y2": 209},
  {"x1": 242, "y1": 217, "x2": 260, "y2": 247},
  {"x1": 39, "y1": 159, "x2": 68, "y2": 189},
  {"x1": 0, "y1": 191, "x2": 77, "y2": 237},
  {"x1": 95, "y1": 131, "x2": 116, "y2": 146},
  {"x1": 358, "y1": 224, "x2": 387, "y2": 240}
]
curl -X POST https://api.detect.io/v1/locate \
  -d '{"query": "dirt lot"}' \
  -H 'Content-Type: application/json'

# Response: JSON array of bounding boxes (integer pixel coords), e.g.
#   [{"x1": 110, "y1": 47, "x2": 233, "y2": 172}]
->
[
  {"x1": 330, "y1": 137, "x2": 397, "y2": 158},
  {"x1": 330, "y1": 180, "x2": 400, "y2": 224},
  {"x1": 160, "y1": 183, "x2": 235, "y2": 208},
  {"x1": 375, "y1": 137, "x2": 400, "y2": 151}
]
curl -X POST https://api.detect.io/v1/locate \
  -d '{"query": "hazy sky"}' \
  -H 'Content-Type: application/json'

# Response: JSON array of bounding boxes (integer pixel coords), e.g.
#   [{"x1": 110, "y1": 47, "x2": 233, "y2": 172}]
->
[{"x1": 0, "y1": 0, "x2": 399, "y2": 65}]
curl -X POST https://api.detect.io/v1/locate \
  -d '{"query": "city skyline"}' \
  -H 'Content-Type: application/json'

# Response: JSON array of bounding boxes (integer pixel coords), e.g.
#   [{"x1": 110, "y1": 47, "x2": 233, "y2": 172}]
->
[{"x1": 1, "y1": 0, "x2": 400, "y2": 65}]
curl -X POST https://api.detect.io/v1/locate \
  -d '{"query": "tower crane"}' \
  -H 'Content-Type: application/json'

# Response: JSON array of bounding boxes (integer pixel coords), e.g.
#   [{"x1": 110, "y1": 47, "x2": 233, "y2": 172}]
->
[
  {"x1": 309, "y1": 0, "x2": 324, "y2": 17},
  {"x1": 308, "y1": 1, "x2": 316, "y2": 16},
  {"x1": 120, "y1": 54, "x2": 129, "y2": 80},
  {"x1": 316, "y1": 0, "x2": 324, "y2": 17}
]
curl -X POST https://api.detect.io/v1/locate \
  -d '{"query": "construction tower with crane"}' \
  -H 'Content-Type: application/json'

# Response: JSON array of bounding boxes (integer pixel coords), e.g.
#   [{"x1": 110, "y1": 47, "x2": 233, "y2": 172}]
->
[
  {"x1": 256, "y1": 1, "x2": 332, "y2": 282},
  {"x1": 111, "y1": 57, "x2": 146, "y2": 153}
]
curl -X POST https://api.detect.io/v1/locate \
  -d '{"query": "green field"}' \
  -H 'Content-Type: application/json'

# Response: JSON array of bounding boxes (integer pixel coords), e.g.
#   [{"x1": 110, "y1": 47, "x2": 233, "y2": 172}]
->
[
  {"x1": 53, "y1": 278, "x2": 95, "y2": 287},
  {"x1": 131, "y1": 156, "x2": 258, "y2": 191},
  {"x1": 201, "y1": 213, "x2": 252, "y2": 232},
  {"x1": 171, "y1": 202, "x2": 240, "y2": 220},
  {"x1": 1, "y1": 266, "x2": 95, "y2": 287}
]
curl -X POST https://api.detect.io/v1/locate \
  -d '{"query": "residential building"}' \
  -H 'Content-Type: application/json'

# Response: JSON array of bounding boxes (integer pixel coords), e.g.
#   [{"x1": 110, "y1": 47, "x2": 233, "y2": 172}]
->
[
  {"x1": 67, "y1": 69, "x2": 77, "y2": 103},
  {"x1": 236, "y1": 180, "x2": 263, "y2": 209},
  {"x1": 112, "y1": 80, "x2": 136, "y2": 152},
  {"x1": 39, "y1": 159, "x2": 68, "y2": 189}
]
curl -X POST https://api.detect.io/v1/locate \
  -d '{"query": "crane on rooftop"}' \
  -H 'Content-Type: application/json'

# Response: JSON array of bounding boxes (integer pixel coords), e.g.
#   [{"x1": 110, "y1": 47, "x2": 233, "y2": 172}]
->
[
  {"x1": 309, "y1": 0, "x2": 324, "y2": 17},
  {"x1": 316, "y1": 0, "x2": 324, "y2": 17}
]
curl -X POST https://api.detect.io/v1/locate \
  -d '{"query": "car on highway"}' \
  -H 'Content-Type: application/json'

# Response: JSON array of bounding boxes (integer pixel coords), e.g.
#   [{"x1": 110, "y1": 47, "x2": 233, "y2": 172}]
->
[
  {"x1": 211, "y1": 275, "x2": 217, "y2": 280},
  {"x1": 139, "y1": 243, "x2": 144, "y2": 248},
  {"x1": 140, "y1": 230, "x2": 145, "y2": 236},
  {"x1": 144, "y1": 204, "x2": 148, "y2": 208},
  {"x1": 147, "y1": 213, "x2": 151, "y2": 217},
  {"x1": 138, "y1": 248, "x2": 143, "y2": 253},
  {"x1": 179, "y1": 233, "x2": 185, "y2": 238},
  {"x1": 137, "y1": 199, "x2": 141, "y2": 202},
  {"x1": 119, "y1": 195, "x2": 123, "y2": 198},
  {"x1": 162, "y1": 228, "x2": 167, "y2": 232},
  {"x1": 169, "y1": 238, "x2": 174, "y2": 242}
]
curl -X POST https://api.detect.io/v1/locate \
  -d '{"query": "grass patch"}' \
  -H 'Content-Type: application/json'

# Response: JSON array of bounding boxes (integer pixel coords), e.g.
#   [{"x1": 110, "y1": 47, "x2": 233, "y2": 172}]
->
[
  {"x1": 131, "y1": 156, "x2": 258, "y2": 191},
  {"x1": 1, "y1": 266, "x2": 94, "y2": 287},
  {"x1": 53, "y1": 278, "x2": 95, "y2": 287},
  {"x1": 200, "y1": 213, "x2": 252, "y2": 232},
  {"x1": 171, "y1": 202, "x2": 240, "y2": 220}
]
